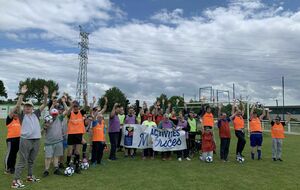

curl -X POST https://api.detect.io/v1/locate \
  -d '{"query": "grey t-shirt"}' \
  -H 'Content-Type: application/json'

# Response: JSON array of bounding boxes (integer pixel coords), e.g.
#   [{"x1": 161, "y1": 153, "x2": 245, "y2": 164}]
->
[
  {"x1": 19, "y1": 109, "x2": 42, "y2": 139},
  {"x1": 44, "y1": 116, "x2": 64, "y2": 145}
]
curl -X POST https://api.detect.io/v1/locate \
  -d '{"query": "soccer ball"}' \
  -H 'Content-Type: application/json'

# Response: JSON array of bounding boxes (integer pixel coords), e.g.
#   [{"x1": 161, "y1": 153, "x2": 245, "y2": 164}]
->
[
  {"x1": 81, "y1": 161, "x2": 89, "y2": 170},
  {"x1": 237, "y1": 156, "x2": 245, "y2": 164},
  {"x1": 64, "y1": 167, "x2": 74, "y2": 176},
  {"x1": 44, "y1": 114, "x2": 53, "y2": 123},
  {"x1": 205, "y1": 156, "x2": 213, "y2": 163}
]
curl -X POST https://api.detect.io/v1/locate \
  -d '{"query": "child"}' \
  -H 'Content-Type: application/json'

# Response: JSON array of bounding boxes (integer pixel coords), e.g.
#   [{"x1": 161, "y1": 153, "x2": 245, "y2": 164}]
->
[
  {"x1": 217, "y1": 104, "x2": 231, "y2": 162},
  {"x1": 200, "y1": 128, "x2": 214, "y2": 162}
]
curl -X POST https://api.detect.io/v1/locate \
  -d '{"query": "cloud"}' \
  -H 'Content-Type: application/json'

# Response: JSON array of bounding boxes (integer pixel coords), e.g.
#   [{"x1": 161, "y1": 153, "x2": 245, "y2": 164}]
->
[
  {"x1": 151, "y1": 8, "x2": 184, "y2": 24},
  {"x1": 0, "y1": 0, "x2": 300, "y2": 106},
  {"x1": 0, "y1": 0, "x2": 124, "y2": 44}
]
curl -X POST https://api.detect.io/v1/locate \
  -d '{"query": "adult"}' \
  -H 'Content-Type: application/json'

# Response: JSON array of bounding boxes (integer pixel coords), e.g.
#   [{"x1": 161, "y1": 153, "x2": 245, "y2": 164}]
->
[
  {"x1": 5, "y1": 90, "x2": 24, "y2": 174},
  {"x1": 117, "y1": 106, "x2": 125, "y2": 152},
  {"x1": 142, "y1": 113, "x2": 157, "y2": 159},
  {"x1": 124, "y1": 107, "x2": 137, "y2": 158},
  {"x1": 176, "y1": 112, "x2": 191, "y2": 161},
  {"x1": 43, "y1": 108, "x2": 64, "y2": 177},
  {"x1": 108, "y1": 103, "x2": 121, "y2": 161},
  {"x1": 64, "y1": 92, "x2": 88, "y2": 173},
  {"x1": 201, "y1": 105, "x2": 216, "y2": 153},
  {"x1": 12, "y1": 85, "x2": 48, "y2": 189},
  {"x1": 267, "y1": 111, "x2": 291, "y2": 161},
  {"x1": 230, "y1": 100, "x2": 246, "y2": 159},
  {"x1": 187, "y1": 111, "x2": 197, "y2": 156},
  {"x1": 158, "y1": 114, "x2": 175, "y2": 161},
  {"x1": 249, "y1": 103, "x2": 265, "y2": 160}
]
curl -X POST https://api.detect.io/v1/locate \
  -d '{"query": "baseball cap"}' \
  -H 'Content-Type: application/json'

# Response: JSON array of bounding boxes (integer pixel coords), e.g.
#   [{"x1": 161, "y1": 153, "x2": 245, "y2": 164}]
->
[
  {"x1": 73, "y1": 100, "x2": 80, "y2": 107},
  {"x1": 23, "y1": 100, "x2": 34, "y2": 107},
  {"x1": 57, "y1": 104, "x2": 64, "y2": 110},
  {"x1": 50, "y1": 108, "x2": 59, "y2": 116}
]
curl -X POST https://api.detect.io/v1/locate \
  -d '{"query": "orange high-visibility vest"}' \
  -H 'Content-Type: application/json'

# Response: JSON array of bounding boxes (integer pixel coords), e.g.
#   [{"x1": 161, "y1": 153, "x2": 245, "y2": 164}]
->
[
  {"x1": 202, "y1": 113, "x2": 214, "y2": 127},
  {"x1": 271, "y1": 123, "x2": 285, "y2": 139},
  {"x1": 92, "y1": 120, "x2": 105, "y2": 142},
  {"x1": 250, "y1": 117, "x2": 262, "y2": 132},
  {"x1": 6, "y1": 118, "x2": 21, "y2": 139},
  {"x1": 68, "y1": 111, "x2": 85, "y2": 134},
  {"x1": 233, "y1": 116, "x2": 244, "y2": 130}
]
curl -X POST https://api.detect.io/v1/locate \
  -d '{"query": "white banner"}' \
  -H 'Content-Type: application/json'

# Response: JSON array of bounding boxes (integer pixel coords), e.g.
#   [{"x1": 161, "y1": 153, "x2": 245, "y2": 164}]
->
[{"x1": 121, "y1": 124, "x2": 187, "y2": 151}]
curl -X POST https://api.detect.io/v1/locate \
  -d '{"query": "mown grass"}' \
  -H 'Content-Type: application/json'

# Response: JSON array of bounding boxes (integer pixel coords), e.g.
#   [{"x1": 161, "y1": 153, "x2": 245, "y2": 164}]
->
[{"x1": 0, "y1": 119, "x2": 299, "y2": 190}]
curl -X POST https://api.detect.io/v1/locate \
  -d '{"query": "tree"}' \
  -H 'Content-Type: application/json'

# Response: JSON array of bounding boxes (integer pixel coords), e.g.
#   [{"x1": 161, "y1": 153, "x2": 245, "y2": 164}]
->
[
  {"x1": 17, "y1": 78, "x2": 59, "y2": 104},
  {"x1": 168, "y1": 96, "x2": 184, "y2": 107},
  {"x1": 156, "y1": 94, "x2": 168, "y2": 104},
  {"x1": 98, "y1": 87, "x2": 128, "y2": 112},
  {"x1": 0, "y1": 80, "x2": 7, "y2": 98}
]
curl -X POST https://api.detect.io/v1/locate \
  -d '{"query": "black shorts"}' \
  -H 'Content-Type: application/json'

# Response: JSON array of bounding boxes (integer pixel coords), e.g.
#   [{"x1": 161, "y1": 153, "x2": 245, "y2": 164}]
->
[{"x1": 67, "y1": 134, "x2": 83, "y2": 145}]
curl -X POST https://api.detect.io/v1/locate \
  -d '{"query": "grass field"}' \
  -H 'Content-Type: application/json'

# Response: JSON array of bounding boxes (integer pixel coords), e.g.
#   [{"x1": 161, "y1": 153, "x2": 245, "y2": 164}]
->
[{"x1": 1, "y1": 119, "x2": 300, "y2": 190}]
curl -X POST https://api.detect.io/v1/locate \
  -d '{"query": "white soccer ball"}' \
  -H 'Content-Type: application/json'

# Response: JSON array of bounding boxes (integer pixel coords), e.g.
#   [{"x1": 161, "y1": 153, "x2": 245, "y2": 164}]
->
[
  {"x1": 237, "y1": 156, "x2": 245, "y2": 163},
  {"x1": 81, "y1": 161, "x2": 89, "y2": 170},
  {"x1": 64, "y1": 167, "x2": 74, "y2": 176},
  {"x1": 205, "y1": 156, "x2": 213, "y2": 163},
  {"x1": 44, "y1": 114, "x2": 53, "y2": 123}
]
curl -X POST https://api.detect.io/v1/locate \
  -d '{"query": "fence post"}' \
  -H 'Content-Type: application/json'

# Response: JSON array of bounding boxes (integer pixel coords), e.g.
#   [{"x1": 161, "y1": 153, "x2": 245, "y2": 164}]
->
[{"x1": 288, "y1": 123, "x2": 291, "y2": 134}]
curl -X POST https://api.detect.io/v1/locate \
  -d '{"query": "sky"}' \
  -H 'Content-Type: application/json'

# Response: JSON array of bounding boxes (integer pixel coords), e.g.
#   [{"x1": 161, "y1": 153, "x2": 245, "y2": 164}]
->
[{"x1": 0, "y1": 0, "x2": 300, "y2": 106}]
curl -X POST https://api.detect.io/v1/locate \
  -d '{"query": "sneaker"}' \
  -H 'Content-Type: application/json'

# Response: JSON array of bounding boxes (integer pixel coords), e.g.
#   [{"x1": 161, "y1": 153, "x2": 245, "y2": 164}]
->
[
  {"x1": 11, "y1": 179, "x2": 25, "y2": 189},
  {"x1": 178, "y1": 158, "x2": 182, "y2": 162},
  {"x1": 4, "y1": 170, "x2": 11, "y2": 175},
  {"x1": 27, "y1": 175, "x2": 40, "y2": 182},
  {"x1": 278, "y1": 158, "x2": 283, "y2": 162},
  {"x1": 53, "y1": 169, "x2": 62, "y2": 175},
  {"x1": 142, "y1": 157, "x2": 146, "y2": 160},
  {"x1": 162, "y1": 158, "x2": 166, "y2": 161},
  {"x1": 272, "y1": 158, "x2": 277, "y2": 161},
  {"x1": 58, "y1": 163, "x2": 65, "y2": 169},
  {"x1": 43, "y1": 170, "x2": 49, "y2": 177},
  {"x1": 74, "y1": 167, "x2": 81, "y2": 174},
  {"x1": 185, "y1": 157, "x2": 191, "y2": 161}
]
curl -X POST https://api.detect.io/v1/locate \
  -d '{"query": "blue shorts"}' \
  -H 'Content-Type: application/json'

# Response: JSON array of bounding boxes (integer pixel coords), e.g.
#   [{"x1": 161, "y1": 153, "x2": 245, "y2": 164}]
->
[{"x1": 250, "y1": 133, "x2": 263, "y2": 147}]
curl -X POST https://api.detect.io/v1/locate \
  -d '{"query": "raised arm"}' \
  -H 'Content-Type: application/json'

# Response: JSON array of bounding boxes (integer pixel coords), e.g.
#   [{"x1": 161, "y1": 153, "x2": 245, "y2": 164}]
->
[
  {"x1": 39, "y1": 86, "x2": 49, "y2": 112},
  {"x1": 83, "y1": 90, "x2": 88, "y2": 109},
  {"x1": 218, "y1": 103, "x2": 222, "y2": 118},
  {"x1": 250, "y1": 103, "x2": 256, "y2": 117},
  {"x1": 99, "y1": 96, "x2": 108, "y2": 114},
  {"x1": 110, "y1": 103, "x2": 118, "y2": 119},
  {"x1": 286, "y1": 112, "x2": 292, "y2": 123},
  {"x1": 166, "y1": 102, "x2": 171, "y2": 114},
  {"x1": 259, "y1": 105, "x2": 266, "y2": 120},
  {"x1": 240, "y1": 101, "x2": 245, "y2": 116},
  {"x1": 62, "y1": 96, "x2": 72, "y2": 116},
  {"x1": 9, "y1": 85, "x2": 27, "y2": 118},
  {"x1": 266, "y1": 109, "x2": 272, "y2": 122},
  {"x1": 49, "y1": 99, "x2": 58, "y2": 111},
  {"x1": 51, "y1": 90, "x2": 57, "y2": 101},
  {"x1": 231, "y1": 100, "x2": 235, "y2": 116}
]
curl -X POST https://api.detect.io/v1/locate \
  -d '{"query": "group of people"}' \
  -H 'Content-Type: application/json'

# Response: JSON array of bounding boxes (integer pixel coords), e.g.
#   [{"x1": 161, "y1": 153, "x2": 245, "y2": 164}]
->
[{"x1": 4, "y1": 85, "x2": 291, "y2": 189}]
